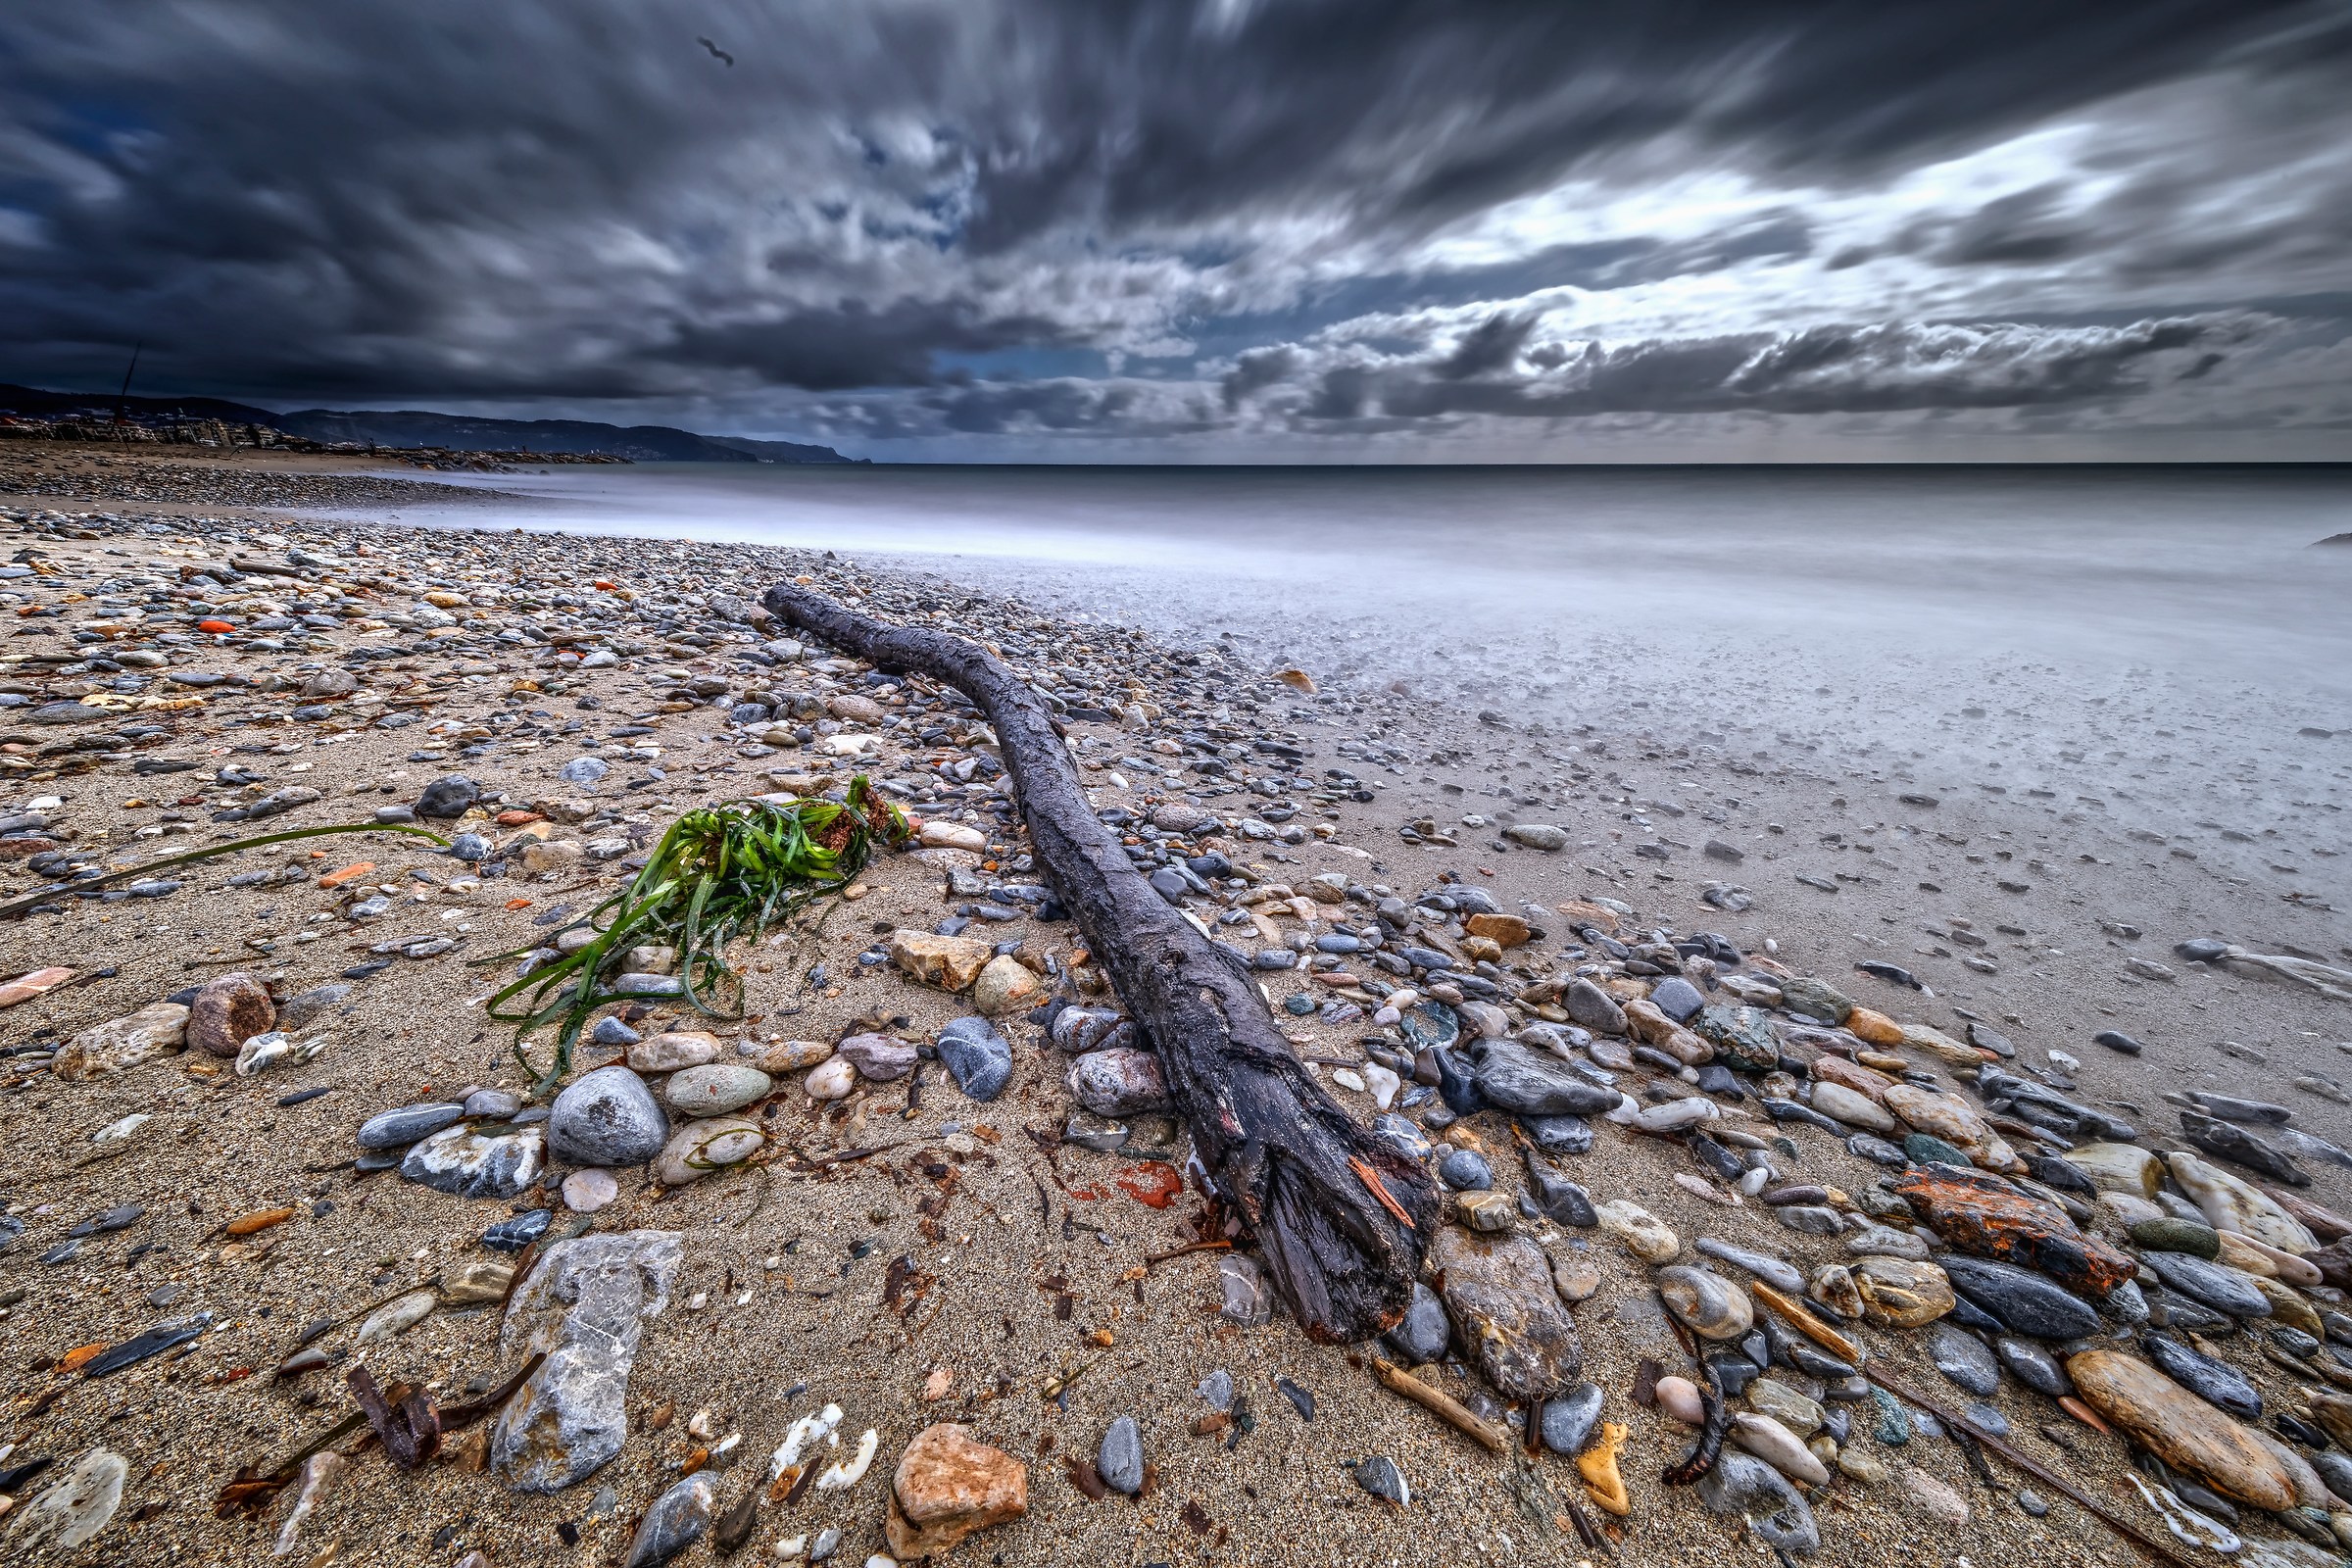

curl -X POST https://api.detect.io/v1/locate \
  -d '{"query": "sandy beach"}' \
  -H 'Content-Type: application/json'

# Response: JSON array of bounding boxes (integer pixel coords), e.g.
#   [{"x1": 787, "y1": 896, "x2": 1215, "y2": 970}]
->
[{"x1": 5, "y1": 442, "x2": 2352, "y2": 1568}]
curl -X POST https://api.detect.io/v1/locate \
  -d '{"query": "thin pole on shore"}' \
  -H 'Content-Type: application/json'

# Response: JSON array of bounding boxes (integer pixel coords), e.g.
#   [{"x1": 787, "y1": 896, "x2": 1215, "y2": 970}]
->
[{"x1": 111, "y1": 341, "x2": 143, "y2": 443}]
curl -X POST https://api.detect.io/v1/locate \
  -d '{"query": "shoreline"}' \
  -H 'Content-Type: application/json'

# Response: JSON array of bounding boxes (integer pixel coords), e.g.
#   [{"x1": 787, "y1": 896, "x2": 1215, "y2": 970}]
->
[{"x1": 4, "y1": 441, "x2": 2352, "y2": 1567}]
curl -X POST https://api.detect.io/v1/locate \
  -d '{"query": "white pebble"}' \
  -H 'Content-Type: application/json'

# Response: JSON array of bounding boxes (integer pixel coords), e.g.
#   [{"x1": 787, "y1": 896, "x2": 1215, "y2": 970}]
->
[
  {"x1": 562, "y1": 1168, "x2": 618, "y2": 1213},
  {"x1": 805, "y1": 1056, "x2": 857, "y2": 1100}
]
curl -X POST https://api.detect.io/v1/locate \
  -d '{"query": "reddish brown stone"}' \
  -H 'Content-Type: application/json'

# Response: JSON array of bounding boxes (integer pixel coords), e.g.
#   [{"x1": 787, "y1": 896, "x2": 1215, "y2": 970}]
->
[
  {"x1": 188, "y1": 971, "x2": 274, "y2": 1057},
  {"x1": 2309, "y1": 1237, "x2": 2352, "y2": 1293},
  {"x1": 1893, "y1": 1167, "x2": 2135, "y2": 1297},
  {"x1": 886, "y1": 1423, "x2": 1027, "y2": 1558},
  {"x1": 2268, "y1": 1187, "x2": 2352, "y2": 1244}
]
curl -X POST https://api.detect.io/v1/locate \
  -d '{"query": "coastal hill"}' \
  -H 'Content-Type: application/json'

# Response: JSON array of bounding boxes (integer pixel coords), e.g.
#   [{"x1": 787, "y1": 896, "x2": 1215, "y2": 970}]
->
[{"x1": 0, "y1": 382, "x2": 858, "y2": 464}]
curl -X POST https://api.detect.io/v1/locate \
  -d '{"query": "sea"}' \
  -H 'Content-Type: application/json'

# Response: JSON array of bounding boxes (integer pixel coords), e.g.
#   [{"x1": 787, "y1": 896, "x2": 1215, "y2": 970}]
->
[{"x1": 374, "y1": 462, "x2": 2352, "y2": 900}]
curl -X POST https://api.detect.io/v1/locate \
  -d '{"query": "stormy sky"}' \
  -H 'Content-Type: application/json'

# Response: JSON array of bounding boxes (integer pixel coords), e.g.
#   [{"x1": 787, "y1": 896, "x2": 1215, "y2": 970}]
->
[{"x1": 5, "y1": 1, "x2": 2351, "y2": 461}]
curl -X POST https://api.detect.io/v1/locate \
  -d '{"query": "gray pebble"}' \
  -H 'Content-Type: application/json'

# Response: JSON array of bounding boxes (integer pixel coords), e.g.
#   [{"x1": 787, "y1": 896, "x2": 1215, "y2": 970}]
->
[
  {"x1": 1098, "y1": 1415, "x2": 1144, "y2": 1494},
  {"x1": 1351, "y1": 1455, "x2": 1409, "y2": 1504},
  {"x1": 1540, "y1": 1382, "x2": 1605, "y2": 1456}
]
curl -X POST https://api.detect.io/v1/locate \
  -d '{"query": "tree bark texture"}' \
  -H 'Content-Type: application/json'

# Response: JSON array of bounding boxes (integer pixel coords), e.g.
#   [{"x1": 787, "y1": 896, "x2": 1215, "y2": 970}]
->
[{"x1": 764, "y1": 581, "x2": 1436, "y2": 1342}]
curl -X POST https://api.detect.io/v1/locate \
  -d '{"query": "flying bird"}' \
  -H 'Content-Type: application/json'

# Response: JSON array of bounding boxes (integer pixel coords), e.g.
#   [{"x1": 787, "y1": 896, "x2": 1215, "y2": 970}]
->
[{"x1": 696, "y1": 35, "x2": 734, "y2": 66}]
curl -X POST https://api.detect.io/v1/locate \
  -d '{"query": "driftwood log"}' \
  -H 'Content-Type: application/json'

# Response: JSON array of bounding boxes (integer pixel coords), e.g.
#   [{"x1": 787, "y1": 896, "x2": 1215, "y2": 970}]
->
[{"x1": 765, "y1": 581, "x2": 1437, "y2": 1342}]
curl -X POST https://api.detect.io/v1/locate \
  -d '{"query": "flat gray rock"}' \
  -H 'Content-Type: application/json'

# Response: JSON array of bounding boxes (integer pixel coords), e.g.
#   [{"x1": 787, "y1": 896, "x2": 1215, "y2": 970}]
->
[
  {"x1": 938, "y1": 1015, "x2": 1013, "y2": 1101},
  {"x1": 1926, "y1": 1322, "x2": 2001, "y2": 1396},
  {"x1": 493, "y1": 1230, "x2": 684, "y2": 1493},
  {"x1": 2138, "y1": 1250, "x2": 2274, "y2": 1318},
  {"x1": 1698, "y1": 1452, "x2": 1819, "y2": 1557},
  {"x1": 621, "y1": 1473, "x2": 711, "y2": 1568},
  {"x1": 1471, "y1": 1040, "x2": 1621, "y2": 1116},
  {"x1": 1563, "y1": 978, "x2": 1626, "y2": 1034},
  {"x1": 1540, "y1": 1382, "x2": 1605, "y2": 1456},
  {"x1": 357, "y1": 1102, "x2": 466, "y2": 1151},
  {"x1": 399, "y1": 1123, "x2": 545, "y2": 1200}
]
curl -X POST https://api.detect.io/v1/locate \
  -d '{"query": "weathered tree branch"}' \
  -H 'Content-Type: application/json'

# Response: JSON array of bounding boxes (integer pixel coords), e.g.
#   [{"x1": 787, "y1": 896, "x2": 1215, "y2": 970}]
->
[{"x1": 764, "y1": 581, "x2": 1436, "y2": 1342}]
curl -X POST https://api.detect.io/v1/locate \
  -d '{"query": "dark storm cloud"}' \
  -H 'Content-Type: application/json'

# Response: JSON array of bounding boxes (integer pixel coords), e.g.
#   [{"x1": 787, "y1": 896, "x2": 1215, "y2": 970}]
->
[
  {"x1": 962, "y1": 0, "x2": 2331, "y2": 242},
  {"x1": 0, "y1": 0, "x2": 2345, "y2": 453},
  {"x1": 1227, "y1": 312, "x2": 2277, "y2": 425},
  {"x1": 665, "y1": 302, "x2": 1071, "y2": 391}
]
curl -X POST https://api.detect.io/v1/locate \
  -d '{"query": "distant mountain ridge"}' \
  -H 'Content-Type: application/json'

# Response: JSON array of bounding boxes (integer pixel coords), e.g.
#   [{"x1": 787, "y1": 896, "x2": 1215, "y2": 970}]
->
[{"x1": 0, "y1": 382, "x2": 859, "y2": 464}]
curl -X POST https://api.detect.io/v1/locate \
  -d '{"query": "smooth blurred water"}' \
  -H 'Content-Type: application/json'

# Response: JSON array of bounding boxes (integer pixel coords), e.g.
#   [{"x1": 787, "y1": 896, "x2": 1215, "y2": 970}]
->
[{"x1": 381, "y1": 462, "x2": 2352, "y2": 861}]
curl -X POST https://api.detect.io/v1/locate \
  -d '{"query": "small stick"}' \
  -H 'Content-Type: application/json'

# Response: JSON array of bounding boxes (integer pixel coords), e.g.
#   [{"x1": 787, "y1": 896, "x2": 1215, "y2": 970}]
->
[
  {"x1": 1369, "y1": 1356, "x2": 1508, "y2": 1453},
  {"x1": 1746, "y1": 1283, "x2": 1862, "y2": 1364},
  {"x1": 1143, "y1": 1238, "x2": 1231, "y2": 1269},
  {"x1": 786, "y1": 1141, "x2": 904, "y2": 1171}
]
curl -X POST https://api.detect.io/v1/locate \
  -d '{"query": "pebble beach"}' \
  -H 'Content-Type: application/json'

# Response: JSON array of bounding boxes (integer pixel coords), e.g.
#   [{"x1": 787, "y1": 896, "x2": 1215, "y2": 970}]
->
[{"x1": 5, "y1": 441, "x2": 2352, "y2": 1568}]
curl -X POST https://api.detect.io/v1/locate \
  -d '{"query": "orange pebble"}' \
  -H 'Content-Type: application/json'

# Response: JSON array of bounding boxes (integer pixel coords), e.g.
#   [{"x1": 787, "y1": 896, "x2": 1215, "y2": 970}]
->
[
  {"x1": 317, "y1": 861, "x2": 376, "y2": 890},
  {"x1": 224, "y1": 1206, "x2": 296, "y2": 1237},
  {"x1": 2059, "y1": 1395, "x2": 2113, "y2": 1435}
]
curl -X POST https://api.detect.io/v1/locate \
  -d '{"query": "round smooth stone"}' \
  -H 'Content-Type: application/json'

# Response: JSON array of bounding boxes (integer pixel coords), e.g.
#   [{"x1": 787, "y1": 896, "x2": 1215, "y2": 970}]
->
[
  {"x1": 1657, "y1": 1265, "x2": 1754, "y2": 1341},
  {"x1": 1811, "y1": 1081, "x2": 1895, "y2": 1133},
  {"x1": 1655, "y1": 1375, "x2": 1705, "y2": 1425},
  {"x1": 805, "y1": 1056, "x2": 858, "y2": 1101},
  {"x1": 464, "y1": 1088, "x2": 522, "y2": 1119},
  {"x1": 1540, "y1": 1382, "x2": 1606, "y2": 1455},
  {"x1": 1994, "y1": 1336, "x2": 2074, "y2": 1397},
  {"x1": 562, "y1": 1168, "x2": 618, "y2": 1212},
  {"x1": 663, "y1": 1062, "x2": 772, "y2": 1116},
  {"x1": 1439, "y1": 1150, "x2": 1494, "y2": 1191},
  {"x1": 1926, "y1": 1322, "x2": 2000, "y2": 1396},
  {"x1": 2130, "y1": 1217, "x2": 2222, "y2": 1259},
  {"x1": 547, "y1": 1065, "x2": 667, "y2": 1166},
  {"x1": 656, "y1": 1116, "x2": 766, "y2": 1185}
]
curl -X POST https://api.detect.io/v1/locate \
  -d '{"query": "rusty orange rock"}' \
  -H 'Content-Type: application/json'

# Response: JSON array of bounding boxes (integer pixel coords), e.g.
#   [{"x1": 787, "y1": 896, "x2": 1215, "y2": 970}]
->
[
  {"x1": 1845, "y1": 1005, "x2": 1907, "y2": 1047},
  {"x1": 318, "y1": 861, "x2": 376, "y2": 890},
  {"x1": 885, "y1": 1424, "x2": 1028, "y2": 1557},
  {"x1": 1465, "y1": 912, "x2": 1532, "y2": 949},
  {"x1": 1894, "y1": 1167, "x2": 2134, "y2": 1297}
]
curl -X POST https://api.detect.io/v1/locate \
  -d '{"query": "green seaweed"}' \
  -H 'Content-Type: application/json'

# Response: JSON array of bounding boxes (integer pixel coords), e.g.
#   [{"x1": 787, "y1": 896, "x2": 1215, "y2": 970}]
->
[{"x1": 477, "y1": 775, "x2": 909, "y2": 1094}]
